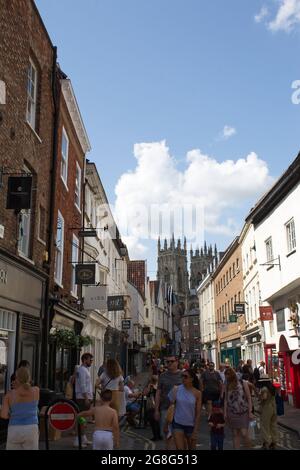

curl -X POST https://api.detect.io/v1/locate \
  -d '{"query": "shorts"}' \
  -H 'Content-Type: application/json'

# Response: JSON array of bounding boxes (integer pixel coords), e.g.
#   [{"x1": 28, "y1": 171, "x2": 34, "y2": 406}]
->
[
  {"x1": 172, "y1": 421, "x2": 194, "y2": 437},
  {"x1": 93, "y1": 430, "x2": 113, "y2": 450},
  {"x1": 126, "y1": 402, "x2": 140, "y2": 413},
  {"x1": 203, "y1": 390, "x2": 220, "y2": 404},
  {"x1": 6, "y1": 424, "x2": 39, "y2": 450}
]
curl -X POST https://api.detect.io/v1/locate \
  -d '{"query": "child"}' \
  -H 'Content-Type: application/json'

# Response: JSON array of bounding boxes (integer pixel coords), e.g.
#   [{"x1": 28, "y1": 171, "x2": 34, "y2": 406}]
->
[
  {"x1": 208, "y1": 401, "x2": 225, "y2": 450},
  {"x1": 77, "y1": 389, "x2": 120, "y2": 450}
]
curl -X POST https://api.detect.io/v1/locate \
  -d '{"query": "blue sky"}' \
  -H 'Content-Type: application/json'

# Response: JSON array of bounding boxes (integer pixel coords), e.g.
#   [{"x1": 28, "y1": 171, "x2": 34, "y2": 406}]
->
[{"x1": 36, "y1": 0, "x2": 300, "y2": 277}]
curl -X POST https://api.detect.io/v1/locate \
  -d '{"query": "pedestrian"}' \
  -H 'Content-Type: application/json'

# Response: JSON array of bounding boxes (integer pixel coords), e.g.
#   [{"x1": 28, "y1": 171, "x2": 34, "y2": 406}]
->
[
  {"x1": 154, "y1": 355, "x2": 182, "y2": 448},
  {"x1": 98, "y1": 358, "x2": 124, "y2": 417},
  {"x1": 124, "y1": 379, "x2": 141, "y2": 427},
  {"x1": 224, "y1": 367, "x2": 254, "y2": 449},
  {"x1": 1, "y1": 367, "x2": 39, "y2": 450},
  {"x1": 73, "y1": 352, "x2": 94, "y2": 447},
  {"x1": 78, "y1": 389, "x2": 120, "y2": 450},
  {"x1": 236, "y1": 360, "x2": 244, "y2": 380},
  {"x1": 258, "y1": 374, "x2": 278, "y2": 449},
  {"x1": 144, "y1": 375, "x2": 161, "y2": 441},
  {"x1": 200, "y1": 362, "x2": 223, "y2": 416},
  {"x1": 168, "y1": 369, "x2": 202, "y2": 450},
  {"x1": 97, "y1": 361, "x2": 106, "y2": 378},
  {"x1": 254, "y1": 361, "x2": 266, "y2": 386},
  {"x1": 208, "y1": 401, "x2": 225, "y2": 450},
  {"x1": 10, "y1": 360, "x2": 31, "y2": 389}
]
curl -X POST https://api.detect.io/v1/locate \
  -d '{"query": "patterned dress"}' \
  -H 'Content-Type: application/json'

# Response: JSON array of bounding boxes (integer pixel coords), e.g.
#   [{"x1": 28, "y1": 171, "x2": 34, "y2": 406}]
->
[{"x1": 226, "y1": 380, "x2": 249, "y2": 429}]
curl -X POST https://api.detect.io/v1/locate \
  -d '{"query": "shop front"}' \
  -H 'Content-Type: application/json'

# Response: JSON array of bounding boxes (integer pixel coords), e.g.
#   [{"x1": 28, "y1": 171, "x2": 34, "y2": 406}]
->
[
  {"x1": 81, "y1": 311, "x2": 109, "y2": 387},
  {"x1": 0, "y1": 252, "x2": 45, "y2": 388},
  {"x1": 104, "y1": 326, "x2": 125, "y2": 369},
  {"x1": 48, "y1": 304, "x2": 85, "y2": 393},
  {"x1": 243, "y1": 327, "x2": 265, "y2": 365},
  {"x1": 265, "y1": 336, "x2": 300, "y2": 408},
  {"x1": 220, "y1": 338, "x2": 242, "y2": 367}
]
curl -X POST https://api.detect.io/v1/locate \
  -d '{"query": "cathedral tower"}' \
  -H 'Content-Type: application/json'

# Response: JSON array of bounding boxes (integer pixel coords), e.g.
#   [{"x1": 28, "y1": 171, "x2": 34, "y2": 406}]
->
[{"x1": 157, "y1": 235, "x2": 189, "y2": 306}]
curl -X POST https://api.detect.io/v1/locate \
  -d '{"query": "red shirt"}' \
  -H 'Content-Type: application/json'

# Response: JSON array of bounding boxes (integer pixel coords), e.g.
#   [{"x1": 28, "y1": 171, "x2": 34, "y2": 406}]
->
[{"x1": 208, "y1": 412, "x2": 225, "y2": 435}]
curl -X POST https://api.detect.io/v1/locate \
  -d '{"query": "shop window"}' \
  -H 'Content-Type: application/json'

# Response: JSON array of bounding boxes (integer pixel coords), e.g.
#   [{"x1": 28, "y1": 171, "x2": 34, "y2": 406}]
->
[{"x1": 276, "y1": 309, "x2": 286, "y2": 332}]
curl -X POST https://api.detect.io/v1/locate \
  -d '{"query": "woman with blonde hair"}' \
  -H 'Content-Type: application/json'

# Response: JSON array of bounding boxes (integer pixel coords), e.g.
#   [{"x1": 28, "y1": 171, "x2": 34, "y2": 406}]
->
[
  {"x1": 224, "y1": 367, "x2": 254, "y2": 449},
  {"x1": 99, "y1": 359, "x2": 124, "y2": 416},
  {"x1": 1, "y1": 367, "x2": 40, "y2": 450}
]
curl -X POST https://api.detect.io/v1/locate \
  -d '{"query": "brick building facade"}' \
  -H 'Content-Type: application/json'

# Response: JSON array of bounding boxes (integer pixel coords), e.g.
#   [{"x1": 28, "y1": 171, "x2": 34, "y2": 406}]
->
[
  {"x1": 47, "y1": 75, "x2": 91, "y2": 392},
  {"x1": 0, "y1": 0, "x2": 55, "y2": 402},
  {"x1": 213, "y1": 237, "x2": 245, "y2": 367}
]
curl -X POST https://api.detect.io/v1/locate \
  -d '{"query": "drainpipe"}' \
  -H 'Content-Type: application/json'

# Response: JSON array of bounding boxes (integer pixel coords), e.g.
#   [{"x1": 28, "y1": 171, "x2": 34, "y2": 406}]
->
[{"x1": 41, "y1": 46, "x2": 59, "y2": 388}]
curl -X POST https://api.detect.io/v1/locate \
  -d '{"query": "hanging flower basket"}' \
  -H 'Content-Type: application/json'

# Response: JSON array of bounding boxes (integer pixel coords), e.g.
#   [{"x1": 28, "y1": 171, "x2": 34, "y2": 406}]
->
[{"x1": 50, "y1": 327, "x2": 92, "y2": 349}]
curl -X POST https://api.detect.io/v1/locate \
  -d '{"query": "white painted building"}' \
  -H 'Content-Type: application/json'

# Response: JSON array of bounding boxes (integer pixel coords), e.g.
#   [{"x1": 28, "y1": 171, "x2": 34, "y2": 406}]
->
[
  {"x1": 127, "y1": 281, "x2": 146, "y2": 374},
  {"x1": 247, "y1": 153, "x2": 300, "y2": 408},
  {"x1": 82, "y1": 162, "x2": 127, "y2": 384},
  {"x1": 197, "y1": 270, "x2": 217, "y2": 365},
  {"x1": 239, "y1": 222, "x2": 264, "y2": 366}
]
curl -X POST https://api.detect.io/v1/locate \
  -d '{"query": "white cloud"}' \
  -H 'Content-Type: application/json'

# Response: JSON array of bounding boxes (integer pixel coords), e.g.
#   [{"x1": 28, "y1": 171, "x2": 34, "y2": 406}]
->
[
  {"x1": 268, "y1": 0, "x2": 300, "y2": 32},
  {"x1": 222, "y1": 125, "x2": 236, "y2": 140},
  {"x1": 114, "y1": 141, "x2": 274, "y2": 259},
  {"x1": 254, "y1": 6, "x2": 269, "y2": 23}
]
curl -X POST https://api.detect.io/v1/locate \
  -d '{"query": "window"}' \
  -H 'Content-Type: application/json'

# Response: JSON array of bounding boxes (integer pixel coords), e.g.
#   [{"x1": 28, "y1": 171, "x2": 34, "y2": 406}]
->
[
  {"x1": 233, "y1": 262, "x2": 235, "y2": 276},
  {"x1": 71, "y1": 234, "x2": 79, "y2": 296},
  {"x1": 286, "y1": 218, "x2": 296, "y2": 253},
  {"x1": 229, "y1": 267, "x2": 232, "y2": 280},
  {"x1": 146, "y1": 308, "x2": 149, "y2": 319},
  {"x1": 18, "y1": 209, "x2": 31, "y2": 257},
  {"x1": 276, "y1": 309, "x2": 285, "y2": 332},
  {"x1": 38, "y1": 205, "x2": 46, "y2": 242},
  {"x1": 236, "y1": 258, "x2": 239, "y2": 271},
  {"x1": 54, "y1": 211, "x2": 64, "y2": 285},
  {"x1": 265, "y1": 237, "x2": 273, "y2": 262},
  {"x1": 26, "y1": 59, "x2": 37, "y2": 129},
  {"x1": 61, "y1": 127, "x2": 69, "y2": 186},
  {"x1": 75, "y1": 162, "x2": 81, "y2": 209},
  {"x1": 226, "y1": 271, "x2": 228, "y2": 284}
]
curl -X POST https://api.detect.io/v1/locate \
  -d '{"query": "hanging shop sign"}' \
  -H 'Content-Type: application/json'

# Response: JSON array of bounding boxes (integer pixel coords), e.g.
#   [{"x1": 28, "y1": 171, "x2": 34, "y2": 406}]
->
[
  {"x1": 142, "y1": 326, "x2": 151, "y2": 334},
  {"x1": 121, "y1": 320, "x2": 131, "y2": 330},
  {"x1": 84, "y1": 286, "x2": 107, "y2": 310},
  {"x1": 107, "y1": 295, "x2": 124, "y2": 311},
  {"x1": 6, "y1": 176, "x2": 32, "y2": 210},
  {"x1": 234, "y1": 303, "x2": 245, "y2": 315},
  {"x1": 259, "y1": 306, "x2": 273, "y2": 321},
  {"x1": 78, "y1": 229, "x2": 97, "y2": 238},
  {"x1": 75, "y1": 264, "x2": 96, "y2": 285}
]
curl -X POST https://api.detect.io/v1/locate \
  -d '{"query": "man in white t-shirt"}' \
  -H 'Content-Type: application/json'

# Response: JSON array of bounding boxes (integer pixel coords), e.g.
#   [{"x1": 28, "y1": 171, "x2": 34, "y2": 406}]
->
[{"x1": 74, "y1": 353, "x2": 94, "y2": 447}]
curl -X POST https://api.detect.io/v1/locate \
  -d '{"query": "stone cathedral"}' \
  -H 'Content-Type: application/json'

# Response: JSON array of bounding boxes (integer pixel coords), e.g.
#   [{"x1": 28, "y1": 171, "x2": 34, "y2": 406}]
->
[{"x1": 157, "y1": 235, "x2": 217, "y2": 311}]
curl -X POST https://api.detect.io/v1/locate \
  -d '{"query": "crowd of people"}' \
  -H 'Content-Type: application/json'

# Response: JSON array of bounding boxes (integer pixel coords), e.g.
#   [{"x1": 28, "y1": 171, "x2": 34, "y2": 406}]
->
[{"x1": 0, "y1": 354, "x2": 281, "y2": 451}]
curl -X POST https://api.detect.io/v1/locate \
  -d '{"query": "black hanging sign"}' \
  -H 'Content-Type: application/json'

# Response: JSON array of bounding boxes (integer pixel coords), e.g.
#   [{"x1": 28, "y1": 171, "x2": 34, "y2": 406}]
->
[
  {"x1": 234, "y1": 303, "x2": 245, "y2": 315},
  {"x1": 75, "y1": 264, "x2": 96, "y2": 285},
  {"x1": 7, "y1": 176, "x2": 32, "y2": 210},
  {"x1": 107, "y1": 295, "x2": 124, "y2": 311}
]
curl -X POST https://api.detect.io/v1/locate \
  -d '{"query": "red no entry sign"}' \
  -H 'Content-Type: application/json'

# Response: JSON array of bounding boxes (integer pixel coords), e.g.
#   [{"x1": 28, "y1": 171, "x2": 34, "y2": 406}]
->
[{"x1": 49, "y1": 402, "x2": 77, "y2": 431}]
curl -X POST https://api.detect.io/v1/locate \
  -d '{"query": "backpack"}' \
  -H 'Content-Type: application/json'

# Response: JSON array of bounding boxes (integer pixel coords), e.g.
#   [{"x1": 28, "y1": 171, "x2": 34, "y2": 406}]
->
[
  {"x1": 275, "y1": 394, "x2": 284, "y2": 416},
  {"x1": 253, "y1": 367, "x2": 260, "y2": 383}
]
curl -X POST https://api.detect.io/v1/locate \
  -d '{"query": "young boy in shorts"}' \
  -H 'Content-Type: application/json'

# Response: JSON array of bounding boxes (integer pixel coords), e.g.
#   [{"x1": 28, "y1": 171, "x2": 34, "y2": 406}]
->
[{"x1": 77, "y1": 389, "x2": 120, "y2": 450}]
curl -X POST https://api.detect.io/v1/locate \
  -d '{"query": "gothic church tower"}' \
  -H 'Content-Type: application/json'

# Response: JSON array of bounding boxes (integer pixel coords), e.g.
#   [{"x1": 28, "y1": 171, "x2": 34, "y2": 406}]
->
[{"x1": 157, "y1": 235, "x2": 189, "y2": 307}]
